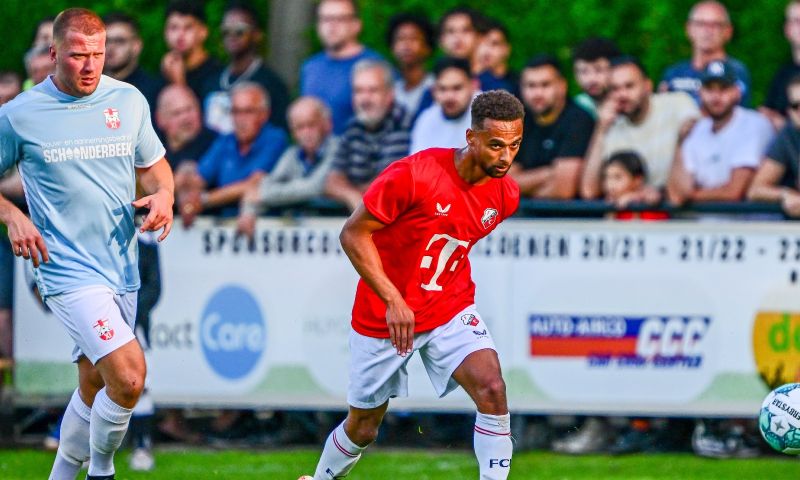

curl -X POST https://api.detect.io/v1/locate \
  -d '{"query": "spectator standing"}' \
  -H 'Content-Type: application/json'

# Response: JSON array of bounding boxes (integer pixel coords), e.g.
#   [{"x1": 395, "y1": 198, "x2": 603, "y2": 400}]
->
[
  {"x1": 103, "y1": 13, "x2": 163, "y2": 109},
  {"x1": 388, "y1": 13, "x2": 435, "y2": 125},
  {"x1": 668, "y1": 61, "x2": 773, "y2": 204},
  {"x1": 474, "y1": 18, "x2": 517, "y2": 96},
  {"x1": 572, "y1": 37, "x2": 621, "y2": 118},
  {"x1": 581, "y1": 56, "x2": 700, "y2": 199},
  {"x1": 237, "y1": 97, "x2": 339, "y2": 236},
  {"x1": 438, "y1": 6, "x2": 481, "y2": 65},
  {"x1": 205, "y1": 1, "x2": 290, "y2": 133},
  {"x1": 410, "y1": 57, "x2": 477, "y2": 154},
  {"x1": 161, "y1": 0, "x2": 222, "y2": 106},
  {"x1": 301, "y1": 0, "x2": 382, "y2": 135},
  {"x1": 511, "y1": 55, "x2": 594, "y2": 199},
  {"x1": 0, "y1": 72, "x2": 22, "y2": 105},
  {"x1": 659, "y1": 1, "x2": 751, "y2": 106},
  {"x1": 178, "y1": 82, "x2": 288, "y2": 223},
  {"x1": 24, "y1": 46, "x2": 54, "y2": 87},
  {"x1": 324, "y1": 60, "x2": 410, "y2": 211},
  {"x1": 761, "y1": 1, "x2": 800, "y2": 131},
  {"x1": 749, "y1": 74, "x2": 800, "y2": 216}
]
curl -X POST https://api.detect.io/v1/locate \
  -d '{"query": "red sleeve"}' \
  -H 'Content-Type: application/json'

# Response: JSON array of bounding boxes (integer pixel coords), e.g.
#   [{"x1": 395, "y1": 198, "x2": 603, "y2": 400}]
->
[
  {"x1": 363, "y1": 160, "x2": 416, "y2": 224},
  {"x1": 502, "y1": 178, "x2": 520, "y2": 220}
]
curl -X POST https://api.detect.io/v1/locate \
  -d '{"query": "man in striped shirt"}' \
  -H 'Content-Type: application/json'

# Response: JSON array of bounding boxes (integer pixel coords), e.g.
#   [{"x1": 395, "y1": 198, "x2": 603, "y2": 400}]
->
[{"x1": 324, "y1": 59, "x2": 411, "y2": 211}]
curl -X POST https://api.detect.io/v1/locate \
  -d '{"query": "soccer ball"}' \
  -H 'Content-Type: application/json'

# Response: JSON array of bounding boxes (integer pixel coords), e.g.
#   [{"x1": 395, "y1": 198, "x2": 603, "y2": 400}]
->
[{"x1": 759, "y1": 383, "x2": 800, "y2": 454}]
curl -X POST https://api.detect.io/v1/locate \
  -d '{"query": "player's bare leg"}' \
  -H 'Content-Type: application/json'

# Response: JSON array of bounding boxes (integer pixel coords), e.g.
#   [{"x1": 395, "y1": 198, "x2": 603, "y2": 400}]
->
[
  {"x1": 453, "y1": 349, "x2": 512, "y2": 480},
  {"x1": 308, "y1": 402, "x2": 389, "y2": 479}
]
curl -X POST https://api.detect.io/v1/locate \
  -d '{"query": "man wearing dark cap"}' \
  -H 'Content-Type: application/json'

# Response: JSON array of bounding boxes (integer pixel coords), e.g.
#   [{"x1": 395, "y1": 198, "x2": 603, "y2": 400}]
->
[
  {"x1": 668, "y1": 60, "x2": 773, "y2": 204},
  {"x1": 510, "y1": 54, "x2": 594, "y2": 199}
]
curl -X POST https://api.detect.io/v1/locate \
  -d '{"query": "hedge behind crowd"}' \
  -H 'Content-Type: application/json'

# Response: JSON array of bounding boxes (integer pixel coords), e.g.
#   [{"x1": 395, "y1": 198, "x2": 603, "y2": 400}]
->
[{"x1": 1, "y1": 0, "x2": 791, "y2": 105}]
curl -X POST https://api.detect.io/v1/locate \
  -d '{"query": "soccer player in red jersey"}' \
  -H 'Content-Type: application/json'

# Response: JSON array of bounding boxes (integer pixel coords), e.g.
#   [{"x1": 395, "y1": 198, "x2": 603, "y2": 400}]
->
[{"x1": 301, "y1": 90, "x2": 524, "y2": 480}]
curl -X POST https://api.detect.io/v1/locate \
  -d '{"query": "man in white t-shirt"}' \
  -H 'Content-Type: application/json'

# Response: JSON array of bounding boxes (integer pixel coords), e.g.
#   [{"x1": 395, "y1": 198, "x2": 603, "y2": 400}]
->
[
  {"x1": 581, "y1": 56, "x2": 700, "y2": 199},
  {"x1": 409, "y1": 57, "x2": 478, "y2": 154},
  {"x1": 668, "y1": 60, "x2": 774, "y2": 203}
]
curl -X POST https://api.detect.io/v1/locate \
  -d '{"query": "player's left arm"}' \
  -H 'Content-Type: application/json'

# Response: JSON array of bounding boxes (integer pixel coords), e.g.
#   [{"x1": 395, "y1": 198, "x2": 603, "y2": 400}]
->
[{"x1": 135, "y1": 158, "x2": 175, "y2": 242}]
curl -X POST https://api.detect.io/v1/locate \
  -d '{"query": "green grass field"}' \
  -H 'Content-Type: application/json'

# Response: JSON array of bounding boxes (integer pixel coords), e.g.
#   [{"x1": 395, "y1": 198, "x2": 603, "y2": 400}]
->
[{"x1": 1, "y1": 448, "x2": 797, "y2": 479}]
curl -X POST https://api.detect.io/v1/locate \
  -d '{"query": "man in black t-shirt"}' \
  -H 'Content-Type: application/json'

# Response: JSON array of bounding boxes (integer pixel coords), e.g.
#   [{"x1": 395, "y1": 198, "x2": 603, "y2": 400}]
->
[
  {"x1": 103, "y1": 12, "x2": 164, "y2": 110},
  {"x1": 161, "y1": 0, "x2": 222, "y2": 108},
  {"x1": 749, "y1": 74, "x2": 800, "y2": 216},
  {"x1": 205, "y1": 1, "x2": 290, "y2": 132},
  {"x1": 510, "y1": 54, "x2": 595, "y2": 199}
]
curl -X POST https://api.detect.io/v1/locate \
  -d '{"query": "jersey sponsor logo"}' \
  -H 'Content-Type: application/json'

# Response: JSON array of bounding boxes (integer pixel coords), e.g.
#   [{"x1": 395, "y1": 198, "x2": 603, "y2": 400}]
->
[
  {"x1": 200, "y1": 285, "x2": 266, "y2": 380},
  {"x1": 93, "y1": 318, "x2": 115, "y2": 341},
  {"x1": 419, "y1": 233, "x2": 470, "y2": 291},
  {"x1": 473, "y1": 329, "x2": 487, "y2": 337},
  {"x1": 435, "y1": 202, "x2": 451, "y2": 216},
  {"x1": 461, "y1": 313, "x2": 480, "y2": 327},
  {"x1": 103, "y1": 107, "x2": 121, "y2": 129},
  {"x1": 481, "y1": 208, "x2": 498, "y2": 229},
  {"x1": 42, "y1": 142, "x2": 134, "y2": 163}
]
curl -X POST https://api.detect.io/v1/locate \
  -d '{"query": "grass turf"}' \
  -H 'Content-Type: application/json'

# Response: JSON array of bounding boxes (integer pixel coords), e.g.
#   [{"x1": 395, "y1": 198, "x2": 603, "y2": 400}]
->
[{"x1": 0, "y1": 448, "x2": 797, "y2": 479}]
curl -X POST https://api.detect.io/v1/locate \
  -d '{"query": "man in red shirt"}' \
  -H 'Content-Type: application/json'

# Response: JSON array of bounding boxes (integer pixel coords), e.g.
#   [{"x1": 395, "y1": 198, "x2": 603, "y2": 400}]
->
[{"x1": 301, "y1": 90, "x2": 524, "y2": 480}]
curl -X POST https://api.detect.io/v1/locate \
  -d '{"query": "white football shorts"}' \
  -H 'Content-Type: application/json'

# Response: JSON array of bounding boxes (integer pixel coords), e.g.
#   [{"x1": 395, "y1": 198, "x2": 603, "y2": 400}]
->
[
  {"x1": 347, "y1": 304, "x2": 497, "y2": 409},
  {"x1": 45, "y1": 284, "x2": 138, "y2": 364}
]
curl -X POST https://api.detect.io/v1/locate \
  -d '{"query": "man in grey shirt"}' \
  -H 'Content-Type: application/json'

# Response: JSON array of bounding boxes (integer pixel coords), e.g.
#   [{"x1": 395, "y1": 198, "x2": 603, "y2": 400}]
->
[{"x1": 236, "y1": 97, "x2": 339, "y2": 237}]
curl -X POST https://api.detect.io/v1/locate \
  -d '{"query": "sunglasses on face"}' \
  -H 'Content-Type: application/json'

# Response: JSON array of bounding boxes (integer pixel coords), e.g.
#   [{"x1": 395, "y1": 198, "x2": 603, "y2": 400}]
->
[{"x1": 222, "y1": 25, "x2": 252, "y2": 37}]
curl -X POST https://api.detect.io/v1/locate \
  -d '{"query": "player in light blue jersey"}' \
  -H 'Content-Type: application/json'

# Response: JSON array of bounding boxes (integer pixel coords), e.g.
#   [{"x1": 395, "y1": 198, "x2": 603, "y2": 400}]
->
[{"x1": 0, "y1": 9, "x2": 174, "y2": 480}]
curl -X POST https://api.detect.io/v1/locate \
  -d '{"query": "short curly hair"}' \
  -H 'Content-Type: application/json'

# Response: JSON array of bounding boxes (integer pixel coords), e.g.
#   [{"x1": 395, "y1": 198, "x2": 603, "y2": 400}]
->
[{"x1": 471, "y1": 90, "x2": 525, "y2": 130}]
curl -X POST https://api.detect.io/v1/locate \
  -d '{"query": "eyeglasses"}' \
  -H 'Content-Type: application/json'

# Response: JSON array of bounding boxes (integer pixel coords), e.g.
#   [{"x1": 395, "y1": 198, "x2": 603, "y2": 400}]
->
[
  {"x1": 222, "y1": 25, "x2": 252, "y2": 38},
  {"x1": 106, "y1": 36, "x2": 134, "y2": 46},
  {"x1": 789, "y1": 102, "x2": 800, "y2": 111}
]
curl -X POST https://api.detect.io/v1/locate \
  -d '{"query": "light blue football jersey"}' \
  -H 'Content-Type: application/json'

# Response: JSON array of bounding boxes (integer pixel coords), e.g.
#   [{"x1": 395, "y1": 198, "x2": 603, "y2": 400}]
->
[{"x1": 0, "y1": 75, "x2": 165, "y2": 297}]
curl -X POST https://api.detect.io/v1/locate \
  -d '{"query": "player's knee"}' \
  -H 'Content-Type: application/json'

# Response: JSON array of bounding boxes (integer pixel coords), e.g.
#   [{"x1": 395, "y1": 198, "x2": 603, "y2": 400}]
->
[
  {"x1": 107, "y1": 368, "x2": 145, "y2": 406},
  {"x1": 346, "y1": 416, "x2": 382, "y2": 446},
  {"x1": 475, "y1": 376, "x2": 507, "y2": 410}
]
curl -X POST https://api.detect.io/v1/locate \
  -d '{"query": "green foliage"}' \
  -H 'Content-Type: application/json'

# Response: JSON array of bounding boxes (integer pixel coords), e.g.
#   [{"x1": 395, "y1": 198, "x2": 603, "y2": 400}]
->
[{"x1": 357, "y1": 0, "x2": 791, "y2": 105}]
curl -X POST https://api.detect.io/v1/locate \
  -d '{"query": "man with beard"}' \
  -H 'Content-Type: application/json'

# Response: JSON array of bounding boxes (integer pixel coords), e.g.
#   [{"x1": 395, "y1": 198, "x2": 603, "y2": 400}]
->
[
  {"x1": 410, "y1": 57, "x2": 477, "y2": 154},
  {"x1": 510, "y1": 55, "x2": 594, "y2": 199},
  {"x1": 102, "y1": 13, "x2": 163, "y2": 109},
  {"x1": 324, "y1": 60, "x2": 411, "y2": 211},
  {"x1": 301, "y1": 0, "x2": 382, "y2": 135},
  {"x1": 205, "y1": 1, "x2": 289, "y2": 133},
  {"x1": 581, "y1": 56, "x2": 699, "y2": 199},
  {"x1": 572, "y1": 37, "x2": 621, "y2": 118},
  {"x1": 668, "y1": 61, "x2": 773, "y2": 204}
]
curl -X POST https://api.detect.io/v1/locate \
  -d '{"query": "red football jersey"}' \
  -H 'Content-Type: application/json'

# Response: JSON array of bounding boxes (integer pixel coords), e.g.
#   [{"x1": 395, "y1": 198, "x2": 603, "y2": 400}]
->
[{"x1": 352, "y1": 148, "x2": 520, "y2": 338}]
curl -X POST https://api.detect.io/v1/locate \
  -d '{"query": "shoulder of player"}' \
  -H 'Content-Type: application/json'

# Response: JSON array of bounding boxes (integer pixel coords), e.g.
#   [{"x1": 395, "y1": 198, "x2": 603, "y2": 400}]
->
[
  {"x1": 98, "y1": 75, "x2": 147, "y2": 101},
  {"x1": 0, "y1": 87, "x2": 47, "y2": 125}
]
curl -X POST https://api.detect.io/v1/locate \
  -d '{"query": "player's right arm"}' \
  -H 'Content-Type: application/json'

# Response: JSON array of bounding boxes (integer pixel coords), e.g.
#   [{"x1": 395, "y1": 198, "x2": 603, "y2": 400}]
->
[
  {"x1": 340, "y1": 204, "x2": 415, "y2": 356},
  {"x1": 0, "y1": 193, "x2": 49, "y2": 268}
]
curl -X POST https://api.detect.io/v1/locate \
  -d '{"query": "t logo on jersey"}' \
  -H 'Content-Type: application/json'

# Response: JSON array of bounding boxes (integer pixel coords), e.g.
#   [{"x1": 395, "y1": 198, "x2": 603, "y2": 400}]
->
[
  {"x1": 435, "y1": 203, "x2": 451, "y2": 216},
  {"x1": 93, "y1": 319, "x2": 115, "y2": 341},
  {"x1": 481, "y1": 208, "x2": 498, "y2": 229},
  {"x1": 103, "y1": 108, "x2": 121, "y2": 129},
  {"x1": 420, "y1": 233, "x2": 470, "y2": 291}
]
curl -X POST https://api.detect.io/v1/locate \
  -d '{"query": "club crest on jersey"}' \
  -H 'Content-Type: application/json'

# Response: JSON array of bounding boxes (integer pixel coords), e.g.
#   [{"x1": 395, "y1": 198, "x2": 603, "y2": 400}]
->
[
  {"x1": 103, "y1": 108, "x2": 121, "y2": 129},
  {"x1": 481, "y1": 208, "x2": 498, "y2": 229},
  {"x1": 462, "y1": 313, "x2": 480, "y2": 327},
  {"x1": 436, "y1": 202, "x2": 451, "y2": 216},
  {"x1": 93, "y1": 319, "x2": 115, "y2": 341}
]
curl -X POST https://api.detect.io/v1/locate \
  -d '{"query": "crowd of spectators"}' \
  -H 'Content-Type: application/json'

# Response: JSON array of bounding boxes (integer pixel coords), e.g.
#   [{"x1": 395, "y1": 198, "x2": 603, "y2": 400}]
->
[{"x1": 3, "y1": 0, "x2": 800, "y2": 465}]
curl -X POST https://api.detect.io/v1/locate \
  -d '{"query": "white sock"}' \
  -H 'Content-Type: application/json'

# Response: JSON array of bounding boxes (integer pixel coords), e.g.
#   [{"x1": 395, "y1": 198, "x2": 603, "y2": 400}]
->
[
  {"x1": 313, "y1": 422, "x2": 367, "y2": 480},
  {"x1": 49, "y1": 389, "x2": 91, "y2": 480},
  {"x1": 88, "y1": 387, "x2": 133, "y2": 477},
  {"x1": 474, "y1": 412, "x2": 512, "y2": 480}
]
